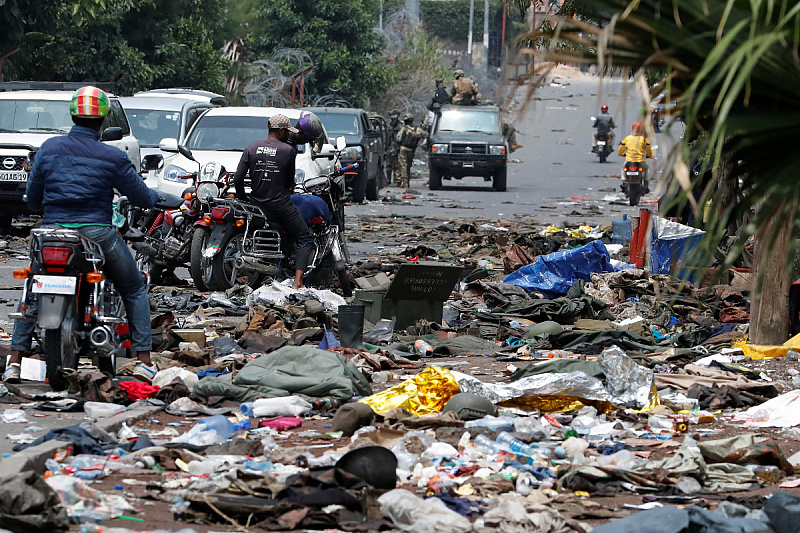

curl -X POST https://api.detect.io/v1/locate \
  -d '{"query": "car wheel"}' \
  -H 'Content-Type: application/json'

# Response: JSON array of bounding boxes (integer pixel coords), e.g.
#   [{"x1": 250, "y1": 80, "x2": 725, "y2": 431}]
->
[
  {"x1": 429, "y1": 166, "x2": 442, "y2": 190},
  {"x1": 493, "y1": 168, "x2": 507, "y2": 192},
  {"x1": 366, "y1": 175, "x2": 379, "y2": 201},
  {"x1": 351, "y1": 171, "x2": 367, "y2": 203}
]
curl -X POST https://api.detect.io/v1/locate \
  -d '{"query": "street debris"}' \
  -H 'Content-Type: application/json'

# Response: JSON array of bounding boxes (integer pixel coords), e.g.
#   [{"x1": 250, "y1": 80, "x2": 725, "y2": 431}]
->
[{"x1": 1, "y1": 212, "x2": 798, "y2": 533}]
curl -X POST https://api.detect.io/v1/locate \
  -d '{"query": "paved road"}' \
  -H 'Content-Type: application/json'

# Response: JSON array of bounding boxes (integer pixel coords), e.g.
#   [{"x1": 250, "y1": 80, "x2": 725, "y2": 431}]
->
[{"x1": 0, "y1": 71, "x2": 684, "y2": 453}]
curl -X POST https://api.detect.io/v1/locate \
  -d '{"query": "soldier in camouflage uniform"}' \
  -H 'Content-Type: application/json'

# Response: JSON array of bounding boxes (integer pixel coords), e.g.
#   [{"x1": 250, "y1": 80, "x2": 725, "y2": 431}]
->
[
  {"x1": 386, "y1": 110, "x2": 403, "y2": 186},
  {"x1": 394, "y1": 113, "x2": 427, "y2": 188}
]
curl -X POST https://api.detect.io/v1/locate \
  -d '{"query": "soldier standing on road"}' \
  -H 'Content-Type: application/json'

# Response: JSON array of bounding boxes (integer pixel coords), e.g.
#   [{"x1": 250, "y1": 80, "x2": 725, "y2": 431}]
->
[
  {"x1": 394, "y1": 113, "x2": 427, "y2": 189},
  {"x1": 387, "y1": 110, "x2": 404, "y2": 186},
  {"x1": 451, "y1": 69, "x2": 482, "y2": 106}
]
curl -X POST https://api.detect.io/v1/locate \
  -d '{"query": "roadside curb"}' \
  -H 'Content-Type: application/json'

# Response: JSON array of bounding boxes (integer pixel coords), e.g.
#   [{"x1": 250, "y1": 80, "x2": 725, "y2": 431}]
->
[{"x1": 0, "y1": 404, "x2": 163, "y2": 478}]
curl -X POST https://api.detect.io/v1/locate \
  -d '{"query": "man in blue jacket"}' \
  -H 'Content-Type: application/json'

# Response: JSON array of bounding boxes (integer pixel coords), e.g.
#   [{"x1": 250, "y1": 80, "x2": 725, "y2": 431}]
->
[{"x1": 3, "y1": 87, "x2": 160, "y2": 384}]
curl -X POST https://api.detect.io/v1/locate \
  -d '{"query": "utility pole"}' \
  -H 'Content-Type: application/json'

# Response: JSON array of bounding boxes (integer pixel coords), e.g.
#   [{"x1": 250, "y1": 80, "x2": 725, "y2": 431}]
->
[
  {"x1": 483, "y1": 0, "x2": 490, "y2": 72},
  {"x1": 467, "y1": 0, "x2": 475, "y2": 66}
]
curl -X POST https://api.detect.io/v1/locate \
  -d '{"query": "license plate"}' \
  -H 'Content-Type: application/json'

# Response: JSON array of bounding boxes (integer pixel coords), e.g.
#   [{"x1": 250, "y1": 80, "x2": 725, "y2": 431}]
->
[
  {"x1": 462, "y1": 162, "x2": 474, "y2": 168},
  {"x1": 0, "y1": 171, "x2": 26, "y2": 182},
  {"x1": 627, "y1": 171, "x2": 640, "y2": 175},
  {"x1": 597, "y1": 141, "x2": 606, "y2": 146},
  {"x1": 32, "y1": 275, "x2": 77, "y2": 295}
]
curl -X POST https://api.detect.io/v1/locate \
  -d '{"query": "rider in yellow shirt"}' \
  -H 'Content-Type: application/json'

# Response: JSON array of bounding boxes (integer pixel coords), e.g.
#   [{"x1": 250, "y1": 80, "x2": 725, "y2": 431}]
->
[{"x1": 619, "y1": 121, "x2": 654, "y2": 191}]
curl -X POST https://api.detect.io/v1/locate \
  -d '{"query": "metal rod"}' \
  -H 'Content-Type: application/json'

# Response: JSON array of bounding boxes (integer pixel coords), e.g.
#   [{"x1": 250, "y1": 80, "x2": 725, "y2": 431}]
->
[
  {"x1": 483, "y1": 0, "x2": 490, "y2": 72},
  {"x1": 468, "y1": 0, "x2": 475, "y2": 66}
]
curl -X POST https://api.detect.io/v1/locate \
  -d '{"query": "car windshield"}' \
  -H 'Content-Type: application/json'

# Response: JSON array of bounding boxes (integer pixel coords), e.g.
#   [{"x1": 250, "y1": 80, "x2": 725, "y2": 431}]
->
[
  {"x1": 314, "y1": 112, "x2": 361, "y2": 135},
  {"x1": 126, "y1": 109, "x2": 181, "y2": 147},
  {"x1": 186, "y1": 115, "x2": 271, "y2": 151},
  {"x1": 436, "y1": 110, "x2": 500, "y2": 134},
  {"x1": 0, "y1": 99, "x2": 73, "y2": 133}
]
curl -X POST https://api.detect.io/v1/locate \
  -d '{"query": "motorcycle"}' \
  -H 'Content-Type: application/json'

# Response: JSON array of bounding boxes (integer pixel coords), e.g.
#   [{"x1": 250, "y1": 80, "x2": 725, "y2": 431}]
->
[
  {"x1": 194, "y1": 162, "x2": 356, "y2": 295},
  {"x1": 595, "y1": 132, "x2": 613, "y2": 163},
  {"x1": 621, "y1": 161, "x2": 647, "y2": 206},
  {"x1": 9, "y1": 199, "x2": 143, "y2": 391}
]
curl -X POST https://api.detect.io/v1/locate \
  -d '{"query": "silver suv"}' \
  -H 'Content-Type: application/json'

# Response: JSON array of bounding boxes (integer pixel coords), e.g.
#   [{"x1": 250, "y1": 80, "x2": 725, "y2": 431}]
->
[{"x1": 0, "y1": 88, "x2": 140, "y2": 229}]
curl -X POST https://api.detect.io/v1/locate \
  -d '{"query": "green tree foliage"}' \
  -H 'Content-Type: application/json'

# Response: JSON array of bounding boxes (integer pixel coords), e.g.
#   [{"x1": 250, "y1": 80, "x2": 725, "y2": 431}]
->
[
  {"x1": 8, "y1": 0, "x2": 226, "y2": 94},
  {"x1": 250, "y1": 0, "x2": 392, "y2": 106}
]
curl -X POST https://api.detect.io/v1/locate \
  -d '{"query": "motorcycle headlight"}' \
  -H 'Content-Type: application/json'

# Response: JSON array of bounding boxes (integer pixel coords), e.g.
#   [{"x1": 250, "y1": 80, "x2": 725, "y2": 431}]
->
[
  {"x1": 163, "y1": 164, "x2": 189, "y2": 183},
  {"x1": 431, "y1": 143, "x2": 449, "y2": 153},
  {"x1": 489, "y1": 145, "x2": 506, "y2": 155},
  {"x1": 196, "y1": 182, "x2": 219, "y2": 202}
]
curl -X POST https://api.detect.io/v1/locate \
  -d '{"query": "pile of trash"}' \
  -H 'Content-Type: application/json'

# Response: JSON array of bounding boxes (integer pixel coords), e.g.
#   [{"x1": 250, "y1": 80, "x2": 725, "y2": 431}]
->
[{"x1": 2, "y1": 217, "x2": 799, "y2": 533}]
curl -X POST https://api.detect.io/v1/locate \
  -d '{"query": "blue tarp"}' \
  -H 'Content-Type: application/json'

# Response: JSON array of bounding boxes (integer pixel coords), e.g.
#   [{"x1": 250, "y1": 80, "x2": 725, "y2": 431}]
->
[
  {"x1": 649, "y1": 217, "x2": 705, "y2": 275},
  {"x1": 502, "y1": 240, "x2": 619, "y2": 298}
]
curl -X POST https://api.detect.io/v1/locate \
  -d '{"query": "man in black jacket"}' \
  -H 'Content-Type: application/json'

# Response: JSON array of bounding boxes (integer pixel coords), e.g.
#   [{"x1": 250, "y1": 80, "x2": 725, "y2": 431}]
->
[{"x1": 233, "y1": 114, "x2": 313, "y2": 289}]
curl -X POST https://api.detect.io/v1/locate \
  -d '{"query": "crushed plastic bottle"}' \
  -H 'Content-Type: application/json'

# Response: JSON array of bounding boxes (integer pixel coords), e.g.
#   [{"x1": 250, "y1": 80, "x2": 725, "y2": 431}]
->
[
  {"x1": 787, "y1": 350, "x2": 799, "y2": 361},
  {"x1": 472, "y1": 434, "x2": 501, "y2": 454},
  {"x1": 372, "y1": 371, "x2": 394, "y2": 384},
  {"x1": 464, "y1": 415, "x2": 515, "y2": 432},
  {"x1": 174, "y1": 415, "x2": 251, "y2": 445},
  {"x1": 414, "y1": 339, "x2": 434, "y2": 356},
  {"x1": 745, "y1": 464, "x2": 784, "y2": 483},
  {"x1": 752, "y1": 409, "x2": 770, "y2": 423}
]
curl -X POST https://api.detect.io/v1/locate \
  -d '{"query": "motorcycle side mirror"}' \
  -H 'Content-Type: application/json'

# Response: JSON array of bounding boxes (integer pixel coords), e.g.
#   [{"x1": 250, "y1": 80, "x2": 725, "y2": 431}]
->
[
  {"x1": 178, "y1": 145, "x2": 195, "y2": 162},
  {"x1": 335, "y1": 136, "x2": 346, "y2": 151},
  {"x1": 100, "y1": 127, "x2": 123, "y2": 142},
  {"x1": 159, "y1": 138, "x2": 179, "y2": 152},
  {"x1": 141, "y1": 154, "x2": 163, "y2": 172}
]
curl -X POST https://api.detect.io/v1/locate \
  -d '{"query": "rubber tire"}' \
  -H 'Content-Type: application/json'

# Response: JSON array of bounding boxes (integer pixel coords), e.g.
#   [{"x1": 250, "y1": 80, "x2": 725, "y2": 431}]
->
[
  {"x1": 429, "y1": 166, "x2": 442, "y2": 190},
  {"x1": 629, "y1": 183, "x2": 642, "y2": 206},
  {"x1": 366, "y1": 175, "x2": 379, "y2": 201},
  {"x1": 44, "y1": 328, "x2": 71, "y2": 392},
  {"x1": 189, "y1": 228, "x2": 210, "y2": 291},
  {"x1": 493, "y1": 168, "x2": 507, "y2": 192},
  {"x1": 351, "y1": 171, "x2": 367, "y2": 203},
  {"x1": 337, "y1": 268, "x2": 353, "y2": 297},
  {"x1": 209, "y1": 231, "x2": 264, "y2": 290},
  {"x1": 98, "y1": 355, "x2": 116, "y2": 378},
  {"x1": 599, "y1": 151, "x2": 607, "y2": 163}
]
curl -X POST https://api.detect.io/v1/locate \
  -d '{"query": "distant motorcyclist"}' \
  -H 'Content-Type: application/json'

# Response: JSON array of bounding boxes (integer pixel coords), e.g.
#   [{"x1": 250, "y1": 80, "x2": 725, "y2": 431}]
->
[
  {"x1": 592, "y1": 104, "x2": 616, "y2": 153},
  {"x1": 619, "y1": 121, "x2": 654, "y2": 191},
  {"x1": 451, "y1": 70, "x2": 482, "y2": 106}
]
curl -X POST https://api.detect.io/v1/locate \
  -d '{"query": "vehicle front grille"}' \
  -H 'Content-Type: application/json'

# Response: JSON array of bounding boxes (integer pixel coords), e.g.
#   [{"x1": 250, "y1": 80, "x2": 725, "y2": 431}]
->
[
  {"x1": 0, "y1": 156, "x2": 26, "y2": 171},
  {"x1": 450, "y1": 143, "x2": 487, "y2": 155}
]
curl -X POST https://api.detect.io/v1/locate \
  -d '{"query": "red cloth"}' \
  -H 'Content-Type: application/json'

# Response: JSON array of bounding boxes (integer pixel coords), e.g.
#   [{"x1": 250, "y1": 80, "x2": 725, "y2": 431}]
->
[
  {"x1": 258, "y1": 416, "x2": 303, "y2": 430},
  {"x1": 119, "y1": 381, "x2": 161, "y2": 401}
]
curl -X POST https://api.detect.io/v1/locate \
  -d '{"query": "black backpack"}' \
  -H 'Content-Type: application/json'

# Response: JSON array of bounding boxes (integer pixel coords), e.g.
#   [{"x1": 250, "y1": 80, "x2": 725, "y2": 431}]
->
[{"x1": 433, "y1": 87, "x2": 450, "y2": 105}]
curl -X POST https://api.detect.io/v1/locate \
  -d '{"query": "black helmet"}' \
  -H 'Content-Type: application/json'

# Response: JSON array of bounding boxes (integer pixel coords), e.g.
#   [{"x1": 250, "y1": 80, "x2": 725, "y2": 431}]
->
[{"x1": 442, "y1": 392, "x2": 498, "y2": 421}]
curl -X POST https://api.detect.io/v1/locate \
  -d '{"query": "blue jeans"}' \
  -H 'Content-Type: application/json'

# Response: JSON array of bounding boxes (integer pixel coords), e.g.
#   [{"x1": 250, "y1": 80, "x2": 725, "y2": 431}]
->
[{"x1": 11, "y1": 225, "x2": 152, "y2": 353}]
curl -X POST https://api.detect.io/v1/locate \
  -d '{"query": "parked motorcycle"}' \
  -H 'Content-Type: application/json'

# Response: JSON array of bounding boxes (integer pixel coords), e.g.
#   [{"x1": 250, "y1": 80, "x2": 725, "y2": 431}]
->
[
  {"x1": 194, "y1": 161, "x2": 356, "y2": 295},
  {"x1": 10, "y1": 199, "x2": 143, "y2": 391},
  {"x1": 621, "y1": 161, "x2": 647, "y2": 206}
]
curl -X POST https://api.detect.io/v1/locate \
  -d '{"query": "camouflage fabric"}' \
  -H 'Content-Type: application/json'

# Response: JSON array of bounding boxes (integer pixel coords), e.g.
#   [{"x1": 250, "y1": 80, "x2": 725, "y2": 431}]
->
[
  {"x1": 393, "y1": 125, "x2": 427, "y2": 187},
  {"x1": 451, "y1": 76, "x2": 482, "y2": 105}
]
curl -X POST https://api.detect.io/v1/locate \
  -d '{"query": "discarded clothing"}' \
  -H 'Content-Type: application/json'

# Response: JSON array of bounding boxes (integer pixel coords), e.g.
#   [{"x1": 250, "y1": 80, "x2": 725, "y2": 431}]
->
[
  {"x1": 192, "y1": 346, "x2": 372, "y2": 403},
  {"x1": 118, "y1": 381, "x2": 161, "y2": 401},
  {"x1": 13, "y1": 425, "x2": 109, "y2": 455}
]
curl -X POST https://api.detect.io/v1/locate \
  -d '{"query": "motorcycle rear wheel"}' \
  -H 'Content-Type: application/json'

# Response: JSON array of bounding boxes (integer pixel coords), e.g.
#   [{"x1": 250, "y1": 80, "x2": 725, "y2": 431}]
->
[
  {"x1": 135, "y1": 251, "x2": 163, "y2": 286},
  {"x1": 43, "y1": 313, "x2": 79, "y2": 392},
  {"x1": 210, "y1": 232, "x2": 264, "y2": 290},
  {"x1": 629, "y1": 183, "x2": 642, "y2": 206},
  {"x1": 599, "y1": 151, "x2": 607, "y2": 163}
]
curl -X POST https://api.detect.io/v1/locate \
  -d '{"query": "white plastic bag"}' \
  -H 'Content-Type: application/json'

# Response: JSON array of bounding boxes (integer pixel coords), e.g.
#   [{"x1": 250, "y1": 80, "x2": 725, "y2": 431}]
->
[
  {"x1": 152, "y1": 367, "x2": 199, "y2": 391},
  {"x1": 377, "y1": 488, "x2": 471, "y2": 533},
  {"x1": 84, "y1": 401, "x2": 125, "y2": 418},
  {"x1": 252, "y1": 396, "x2": 312, "y2": 417}
]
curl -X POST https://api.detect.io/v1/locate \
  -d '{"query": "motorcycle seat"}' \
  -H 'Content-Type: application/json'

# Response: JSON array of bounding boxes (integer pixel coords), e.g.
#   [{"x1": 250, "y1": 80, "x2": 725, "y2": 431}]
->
[{"x1": 156, "y1": 192, "x2": 184, "y2": 209}]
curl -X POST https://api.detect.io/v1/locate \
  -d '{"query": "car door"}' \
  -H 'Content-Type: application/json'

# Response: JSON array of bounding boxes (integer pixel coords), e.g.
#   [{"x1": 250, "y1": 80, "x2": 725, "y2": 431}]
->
[
  {"x1": 360, "y1": 112, "x2": 379, "y2": 180},
  {"x1": 103, "y1": 99, "x2": 140, "y2": 171}
]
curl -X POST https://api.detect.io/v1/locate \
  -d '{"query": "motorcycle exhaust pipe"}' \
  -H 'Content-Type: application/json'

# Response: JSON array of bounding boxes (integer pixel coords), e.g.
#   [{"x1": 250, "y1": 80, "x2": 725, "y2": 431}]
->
[
  {"x1": 90, "y1": 326, "x2": 118, "y2": 352},
  {"x1": 234, "y1": 255, "x2": 280, "y2": 275}
]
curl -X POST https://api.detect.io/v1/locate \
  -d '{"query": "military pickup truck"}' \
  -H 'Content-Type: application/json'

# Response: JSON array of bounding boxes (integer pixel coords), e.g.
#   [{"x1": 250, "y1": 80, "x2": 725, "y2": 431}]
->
[{"x1": 426, "y1": 105, "x2": 508, "y2": 192}]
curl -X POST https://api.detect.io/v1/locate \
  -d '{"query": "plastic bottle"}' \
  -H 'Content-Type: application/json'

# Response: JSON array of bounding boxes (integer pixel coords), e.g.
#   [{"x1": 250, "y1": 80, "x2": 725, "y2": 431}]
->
[
  {"x1": 372, "y1": 371, "x2": 393, "y2": 384},
  {"x1": 251, "y1": 396, "x2": 312, "y2": 417},
  {"x1": 311, "y1": 398, "x2": 342, "y2": 411},
  {"x1": 495, "y1": 431, "x2": 529, "y2": 454},
  {"x1": 612, "y1": 214, "x2": 631, "y2": 245},
  {"x1": 788, "y1": 350, "x2": 799, "y2": 361},
  {"x1": 134, "y1": 456, "x2": 156, "y2": 469},
  {"x1": 195, "y1": 415, "x2": 251, "y2": 439},
  {"x1": 464, "y1": 415, "x2": 515, "y2": 432},
  {"x1": 752, "y1": 409, "x2": 770, "y2": 423},
  {"x1": 414, "y1": 339, "x2": 434, "y2": 356},
  {"x1": 84, "y1": 401, "x2": 126, "y2": 418},
  {"x1": 745, "y1": 465, "x2": 785, "y2": 483},
  {"x1": 238, "y1": 402, "x2": 255, "y2": 417},
  {"x1": 472, "y1": 434, "x2": 501, "y2": 454}
]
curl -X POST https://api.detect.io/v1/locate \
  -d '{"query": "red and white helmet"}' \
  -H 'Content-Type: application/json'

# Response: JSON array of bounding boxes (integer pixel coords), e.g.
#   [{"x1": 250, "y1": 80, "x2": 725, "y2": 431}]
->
[{"x1": 632, "y1": 121, "x2": 643, "y2": 134}]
